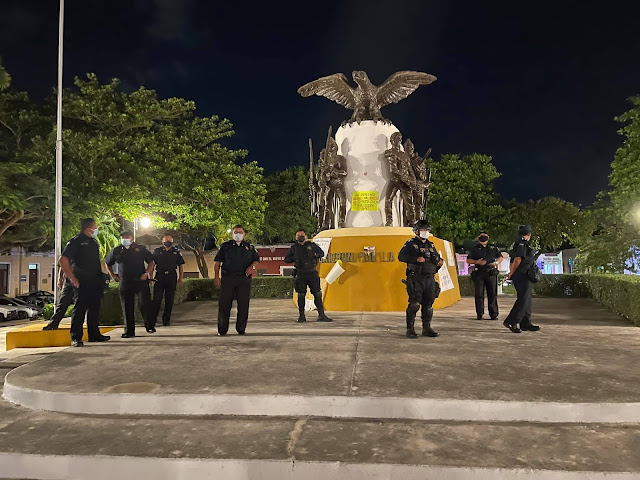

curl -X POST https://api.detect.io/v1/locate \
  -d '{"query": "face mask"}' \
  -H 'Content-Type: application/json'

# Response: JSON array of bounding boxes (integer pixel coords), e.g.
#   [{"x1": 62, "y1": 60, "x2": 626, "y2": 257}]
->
[
  {"x1": 297, "y1": 235, "x2": 306, "y2": 243},
  {"x1": 121, "y1": 238, "x2": 132, "y2": 247},
  {"x1": 91, "y1": 228, "x2": 99, "y2": 239},
  {"x1": 419, "y1": 230, "x2": 430, "y2": 239},
  {"x1": 478, "y1": 235, "x2": 489, "y2": 243},
  {"x1": 163, "y1": 241, "x2": 173, "y2": 247},
  {"x1": 232, "y1": 233, "x2": 244, "y2": 242}
]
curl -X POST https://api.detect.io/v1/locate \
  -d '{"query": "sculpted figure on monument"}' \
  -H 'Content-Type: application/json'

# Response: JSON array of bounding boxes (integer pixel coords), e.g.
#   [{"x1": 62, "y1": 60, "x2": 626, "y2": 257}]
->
[
  {"x1": 315, "y1": 148, "x2": 328, "y2": 229},
  {"x1": 319, "y1": 138, "x2": 347, "y2": 230},
  {"x1": 384, "y1": 132, "x2": 417, "y2": 227},
  {"x1": 298, "y1": 70, "x2": 437, "y2": 126},
  {"x1": 405, "y1": 140, "x2": 431, "y2": 221}
]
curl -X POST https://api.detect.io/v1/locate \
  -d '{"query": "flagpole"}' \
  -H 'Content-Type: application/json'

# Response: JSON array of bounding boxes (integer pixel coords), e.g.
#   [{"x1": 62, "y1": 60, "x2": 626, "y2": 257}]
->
[{"x1": 54, "y1": 0, "x2": 64, "y2": 304}]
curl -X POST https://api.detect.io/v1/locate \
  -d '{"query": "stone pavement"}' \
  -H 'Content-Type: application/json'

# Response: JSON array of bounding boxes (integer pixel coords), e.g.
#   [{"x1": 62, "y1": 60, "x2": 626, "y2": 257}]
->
[{"x1": 1, "y1": 297, "x2": 639, "y2": 479}]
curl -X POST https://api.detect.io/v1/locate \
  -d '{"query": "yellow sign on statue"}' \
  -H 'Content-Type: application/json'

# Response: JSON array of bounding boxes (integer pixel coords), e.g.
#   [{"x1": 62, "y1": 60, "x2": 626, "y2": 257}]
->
[{"x1": 351, "y1": 191, "x2": 378, "y2": 211}]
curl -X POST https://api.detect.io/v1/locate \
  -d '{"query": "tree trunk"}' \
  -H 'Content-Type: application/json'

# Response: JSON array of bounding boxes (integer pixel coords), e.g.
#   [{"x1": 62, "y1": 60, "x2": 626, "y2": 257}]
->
[{"x1": 195, "y1": 244, "x2": 209, "y2": 278}]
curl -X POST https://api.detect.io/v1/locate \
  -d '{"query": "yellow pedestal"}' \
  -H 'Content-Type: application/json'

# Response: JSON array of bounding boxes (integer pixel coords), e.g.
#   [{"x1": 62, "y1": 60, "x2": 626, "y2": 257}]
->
[
  {"x1": 309, "y1": 227, "x2": 460, "y2": 312},
  {"x1": 6, "y1": 324, "x2": 116, "y2": 351}
]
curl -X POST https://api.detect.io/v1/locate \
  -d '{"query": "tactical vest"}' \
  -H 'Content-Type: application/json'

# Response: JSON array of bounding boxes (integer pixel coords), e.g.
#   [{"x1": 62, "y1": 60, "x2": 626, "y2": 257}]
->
[
  {"x1": 292, "y1": 242, "x2": 317, "y2": 272},
  {"x1": 406, "y1": 239, "x2": 440, "y2": 275}
]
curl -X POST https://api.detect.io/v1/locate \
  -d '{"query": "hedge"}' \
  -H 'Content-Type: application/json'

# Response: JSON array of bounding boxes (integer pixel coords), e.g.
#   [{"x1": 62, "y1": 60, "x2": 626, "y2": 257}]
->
[{"x1": 459, "y1": 273, "x2": 640, "y2": 326}]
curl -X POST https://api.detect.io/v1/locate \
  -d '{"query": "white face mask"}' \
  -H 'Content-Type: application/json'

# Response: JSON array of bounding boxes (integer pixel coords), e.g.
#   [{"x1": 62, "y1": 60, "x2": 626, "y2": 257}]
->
[
  {"x1": 91, "y1": 228, "x2": 99, "y2": 239},
  {"x1": 232, "y1": 232, "x2": 244, "y2": 242},
  {"x1": 121, "y1": 238, "x2": 132, "y2": 247},
  {"x1": 419, "y1": 230, "x2": 430, "y2": 239}
]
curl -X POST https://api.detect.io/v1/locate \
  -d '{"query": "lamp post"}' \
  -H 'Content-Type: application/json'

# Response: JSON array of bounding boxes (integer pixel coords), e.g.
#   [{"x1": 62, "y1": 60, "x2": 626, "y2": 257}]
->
[{"x1": 53, "y1": 0, "x2": 64, "y2": 304}]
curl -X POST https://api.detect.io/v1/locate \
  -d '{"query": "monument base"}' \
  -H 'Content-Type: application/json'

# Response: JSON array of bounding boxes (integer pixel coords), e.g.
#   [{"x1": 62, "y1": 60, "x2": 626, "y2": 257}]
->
[{"x1": 312, "y1": 227, "x2": 461, "y2": 312}]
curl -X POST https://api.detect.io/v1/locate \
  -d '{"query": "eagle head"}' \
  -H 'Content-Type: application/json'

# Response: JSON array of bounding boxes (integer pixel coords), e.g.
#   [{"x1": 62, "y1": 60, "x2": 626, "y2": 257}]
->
[{"x1": 352, "y1": 70, "x2": 369, "y2": 86}]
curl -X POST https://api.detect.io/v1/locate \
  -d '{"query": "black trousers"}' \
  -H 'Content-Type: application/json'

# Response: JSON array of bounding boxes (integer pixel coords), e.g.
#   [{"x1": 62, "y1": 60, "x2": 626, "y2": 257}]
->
[
  {"x1": 505, "y1": 271, "x2": 533, "y2": 326},
  {"x1": 294, "y1": 270, "x2": 324, "y2": 315},
  {"x1": 70, "y1": 282, "x2": 103, "y2": 342},
  {"x1": 405, "y1": 273, "x2": 437, "y2": 326},
  {"x1": 47, "y1": 281, "x2": 77, "y2": 328},
  {"x1": 119, "y1": 280, "x2": 152, "y2": 335},
  {"x1": 473, "y1": 271, "x2": 498, "y2": 318},
  {"x1": 152, "y1": 273, "x2": 177, "y2": 326},
  {"x1": 218, "y1": 275, "x2": 252, "y2": 334}
]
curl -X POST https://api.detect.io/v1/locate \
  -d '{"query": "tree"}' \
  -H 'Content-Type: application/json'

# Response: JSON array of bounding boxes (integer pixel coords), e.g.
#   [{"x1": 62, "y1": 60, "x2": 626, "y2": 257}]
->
[
  {"x1": 425, "y1": 153, "x2": 503, "y2": 244},
  {"x1": 259, "y1": 166, "x2": 316, "y2": 244},
  {"x1": 0, "y1": 58, "x2": 10, "y2": 90},
  {"x1": 45, "y1": 74, "x2": 265, "y2": 276},
  {"x1": 0, "y1": 90, "x2": 54, "y2": 252}
]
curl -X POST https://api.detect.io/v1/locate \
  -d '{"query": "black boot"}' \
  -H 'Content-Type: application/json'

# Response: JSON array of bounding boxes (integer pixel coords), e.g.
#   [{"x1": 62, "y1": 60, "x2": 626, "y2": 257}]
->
[
  {"x1": 421, "y1": 307, "x2": 439, "y2": 337},
  {"x1": 406, "y1": 320, "x2": 418, "y2": 339},
  {"x1": 503, "y1": 320, "x2": 521, "y2": 333},
  {"x1": 297, "y1": 313, "x2": 307, "y2": 323},
  {"x1": 520, "y1": 321, "x2": 540, "y2": 331}
]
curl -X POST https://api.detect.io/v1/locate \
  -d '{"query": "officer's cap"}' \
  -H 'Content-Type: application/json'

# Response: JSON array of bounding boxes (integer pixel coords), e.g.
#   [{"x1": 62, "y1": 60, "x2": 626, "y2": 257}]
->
[
  {"x1": 518, "y1": 224, "x2": 532, "y2": 235},
  {"x1": 121, "y1": 230, "x2": 134, "y2": 237},
  {"x1": 413, "y1": 219, "x2": 432, "y2": 231}
]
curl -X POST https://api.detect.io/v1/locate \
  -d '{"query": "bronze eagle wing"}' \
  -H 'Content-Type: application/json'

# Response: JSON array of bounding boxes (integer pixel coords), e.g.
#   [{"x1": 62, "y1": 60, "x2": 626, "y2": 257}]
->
[
  {"x1": 297, "y1": 73, "x2": 356, "y2": 110},
  {"x1": 376, "y1": 71, "x2": 437, "y2": 108}
]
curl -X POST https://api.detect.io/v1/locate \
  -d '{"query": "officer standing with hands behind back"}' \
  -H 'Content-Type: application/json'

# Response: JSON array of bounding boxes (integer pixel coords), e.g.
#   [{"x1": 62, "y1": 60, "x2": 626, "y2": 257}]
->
[
  {"x1": 284, "y1": 229, "x2": 333, "y2": 323},
  {"x1": 106, "y1": 231, "x2": 155, "y2": 337},
  {"x1": 467, "y1": 231, "x2": 502, "y2": 320},
  {"x1": 214, "y1": 225, "x2": 260, "y2": 336},
  {"x1": 398, "y1": 220, "x2": 444, "y2": 339},
  {"x1": 150, "y1": 234, "x2": 185, "y2": 327}
]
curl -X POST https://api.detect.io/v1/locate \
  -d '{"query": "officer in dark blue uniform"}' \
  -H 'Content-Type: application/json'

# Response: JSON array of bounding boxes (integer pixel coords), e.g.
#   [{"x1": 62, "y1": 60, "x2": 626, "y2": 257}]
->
[
  {"x1": 398, "y1": 220, "x2": 444, "y2": 339},
  {"x1": 42, "y1": 267, "x2": 76, "y2": 330},
  {"x1": 504, "y1": 224, "x2": 540, "y2": 333},
  {"x1": 467, "y1": 231, "x2": 502, "y2": 320},
  {"x1": 106, "y1": 231, "x2": 155, "y2": 337},
  {"x1": 59, "y1": 218, "x2": 111, "y2": 347},
  {"x1": 284, "y1": 229, "x2": 333, "y2": 323},
  {"x1": 213, "y1": 225, "x2": 260, "y2": 336},
  {"x1": 150, "y1": 234, "x2": 185, "y2": 326}
]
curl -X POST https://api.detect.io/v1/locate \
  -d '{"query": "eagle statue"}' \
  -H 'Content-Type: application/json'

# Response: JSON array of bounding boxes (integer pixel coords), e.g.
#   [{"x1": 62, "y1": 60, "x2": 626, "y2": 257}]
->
[{"x1": 298, "y1": 70, "x2": 436, "y2": 126}]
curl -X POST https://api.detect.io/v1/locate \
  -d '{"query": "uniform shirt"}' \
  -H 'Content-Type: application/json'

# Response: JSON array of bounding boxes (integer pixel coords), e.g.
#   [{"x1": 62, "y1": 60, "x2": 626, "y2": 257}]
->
[
  {"x1": 61, "y1": 233, "x2": 103, "y2": 285},
  {"x1": 214, "y1": 240, "x2": 260, "y2": 276},
  {"x1": 398, "y1": 237, "x2": 442, "y2": 275},
  {"x1": 511, "y1": 238, "x2": 535, "y2": 273},
  {"x1": 106, "y1": 243, "x2": 154, "y2": 282},
  {"x1": 284, "y1": 242, "x2": 324, "y2": 272},
  {"x1": 152, "y1": 246, "x2": 185, "y2": 275},
  {"x1": 468, "y1": 243, "x2": 501, "y2": 272}
]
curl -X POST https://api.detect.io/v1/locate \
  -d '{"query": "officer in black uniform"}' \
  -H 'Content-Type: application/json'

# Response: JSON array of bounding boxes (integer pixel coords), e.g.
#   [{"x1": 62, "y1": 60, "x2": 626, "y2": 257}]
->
[
  {"x1": 59, "y1": 218, "x2": 111, "y2": 347},
  {"x1": 150, "y1": 234, "x2": 185, "y2": 326},
  {"x1": 42, "y1": 267, "x2": 77, "y2": 330},
  {"x1": 213, "y1": 225, "x2": 260, "y2": 336},
  {"x1": 504, "y1": 224, "x2": 540, "y2": 333},
  {"x1": 106, "y1": 231, "x2": 155, "y2": 337},
  {"x1": 398, "y1": 220, "x2": 444, "y2": 339},
  {"x1": 467, "y1": 231, "x2": 502, "y2": 320},
  {"x1": 284, "y1": 229, "x2": 333, "y2": 323}
]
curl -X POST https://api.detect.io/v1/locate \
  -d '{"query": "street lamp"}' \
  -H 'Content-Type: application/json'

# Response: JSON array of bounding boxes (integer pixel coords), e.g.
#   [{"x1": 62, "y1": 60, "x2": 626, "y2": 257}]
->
[{"x1": 133, "y1": 217, "x2": 151, "y2": 242}]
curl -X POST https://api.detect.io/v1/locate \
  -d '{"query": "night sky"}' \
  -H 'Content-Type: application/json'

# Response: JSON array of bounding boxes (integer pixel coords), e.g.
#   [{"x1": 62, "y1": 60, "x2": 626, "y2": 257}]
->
[{"x1": 2, "y1": 1, "x2": 640, "y2": 206}]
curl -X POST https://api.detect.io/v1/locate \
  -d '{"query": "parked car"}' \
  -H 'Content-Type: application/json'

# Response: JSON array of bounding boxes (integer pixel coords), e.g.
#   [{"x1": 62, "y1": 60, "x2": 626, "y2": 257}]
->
[
  {"x1": 0, "y1": 305, "x2": 20, "y2": 322},
  {"x1": 17, "y1": 290, "x2": 54, "y2": 307},
  {"x1": 0, "y1": 296, "x2": 40, "y2": 319}
]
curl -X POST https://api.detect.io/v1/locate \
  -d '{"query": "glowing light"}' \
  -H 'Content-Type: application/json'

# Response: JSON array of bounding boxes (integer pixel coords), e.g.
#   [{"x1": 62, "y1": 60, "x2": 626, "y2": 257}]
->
[
  {"x1": 226, "y1": 229, "x2": 232, "y2": 233},
  {"x1": 139, "y1": 217, "x2": 151, "y2": 229}
]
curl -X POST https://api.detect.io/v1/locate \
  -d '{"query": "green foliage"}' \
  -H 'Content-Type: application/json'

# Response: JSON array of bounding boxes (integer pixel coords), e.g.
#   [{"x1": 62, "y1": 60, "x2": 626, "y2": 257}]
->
[
  {"x1": 260, "y1": 166, "x2": 317, "y2": 243},
  {"x1": 42, "y1": 303, "x2": 73, "y2": 320},
  {"x1": 426, "y1": 153, "x2": 503, "y2": 244},
  {"x1": 0, "y1": 58, "x2": 10, "y2": 90},
  {"x1": 0, "y1": 89, "x2": 54, "y2": 252},
  {"x1": 588, "y1": 274, "x2": 640, "y2": 326}
]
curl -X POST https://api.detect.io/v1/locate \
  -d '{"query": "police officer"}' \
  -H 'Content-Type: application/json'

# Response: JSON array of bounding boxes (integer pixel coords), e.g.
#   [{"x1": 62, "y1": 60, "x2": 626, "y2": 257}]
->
[
  {"x1": 150, "y1": 234, "x2": 185, "y2": 326},
  {"x1": 398, "y1": 220, "x2": 444, "y2": 339},
  {"x1": 59, "y1": 218, "x2": 111, "y2": 347},
  {"x1": 467, "y1": 231, "x2": 502, "y2": 320},
  {"x1": 504, "y1": 224, "x2": 540, "y2": 333},
  {"x1": 213, "y1": 225, "x2": 260, "y2": 336},
  {"x1": 106, "y1": 231, "x2": 155, "y2": 337},
  {"x1": 42, "y1": 267, "x2": 76, "y2": 330},
  {"x1": 284, "y1": 229, "x2": 333, "y2": 323}
]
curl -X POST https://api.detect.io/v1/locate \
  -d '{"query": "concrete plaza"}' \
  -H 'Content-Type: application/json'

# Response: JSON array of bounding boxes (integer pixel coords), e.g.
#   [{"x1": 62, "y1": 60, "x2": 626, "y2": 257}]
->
[{"x1": 1, "y1": 297, "x2": 639, "y2": 479}]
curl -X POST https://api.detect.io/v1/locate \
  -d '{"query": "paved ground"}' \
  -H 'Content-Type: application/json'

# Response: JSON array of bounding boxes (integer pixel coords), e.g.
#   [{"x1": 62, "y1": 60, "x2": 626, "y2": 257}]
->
[
  {"x1": 4, "y1": 298, "x2": 638, "y2": 403},
  {"x1": 1, "y1": 297, "x2": 639, "y2": 478}
]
